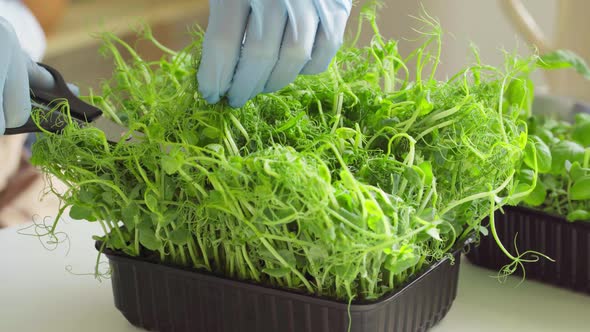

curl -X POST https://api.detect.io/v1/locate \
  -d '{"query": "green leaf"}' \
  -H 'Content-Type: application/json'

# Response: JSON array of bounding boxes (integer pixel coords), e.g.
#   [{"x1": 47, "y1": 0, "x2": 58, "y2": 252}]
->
[
  {"x1": 403, "y1": 166, "x2": 422, "y2": 187},
  {"x1": 417, "y1": 96, "x2": 434, "y2": 116},
  {"x1": 572, "y1": 113, "x2": 590, "y2": 146},
  {"x1": 276, "y1": 111, "x2": 305, "y2": 133},
  {"x1": 364, "y1": 200, "x2": 384, "y2": 232},
  {"x1": 161, "y1": 155, "x2": 181, "y2": 175},
  {"x1": 144, "y1": 191, "x2": 159, "y2": 213},
  {"x1": 536, "y1": 128, "x2": 557, "y2": 145},
  {"x1": 426, "y1": 227, "x2": 442, "y2": 241},
  {"x1": 317, "y1": 163, "x2": 331, "y2": 183},
  {"x1": 205, "y1": 143, "x2": 224, "y2": 154},
  {"x1": 527, "y1": 136, "x2": 552, "y2": 173},
  {"x1": 169, "y1": 227, "x2": 190, "y2": 245},
  {"x1": 567, "y1": 210, "x2": 590, "y2": 222},
  {"x1": 505, "y1": 78, "x2": 534, "y2": 112},
  {"x1": 418, "y1": 207, "x2": 435, "y2": 222},
  {"x1": 202, "y1": 127, "x2": 221, "y2": 139},
  {"x1": 308, "y1": 246, "x2": 329, "y2": 261},
  {"x1": 538, "y1": 50, "x2": 590, "y2": 80},
  {"x1": 261, "y1": 248, "x2": 297, "y2": 266},
  {"x1": 69, "y1": 205, "x2": 96, "y2": 221},
  {"x1": 517, "y1": 168, "x2": 535, "y2": 184},
  {"x1": 262, "y1": 267, "x2": 291, "y2": 278},
  {"x1": 569, "y1": 162, "x2": 587, "y2": 182},
  {"x1": 109, "y1": 231, "x2": 128, "y2": 249},
  {"x1": 514, "y1": 182, "x2": 533, "y2": 196},
  {"x1": 550, "y1": 140, "x2": 585, "y2": 174},
  {"x1": 79, "y1": 187, "x2": 97, "y2": 204},
  {"x1": 147, "y1": 123, "x2": 165, "y2": 138},
  {"x1": 417, "y1": 161, "x2": 434, "y2": 185},
  {"x1": 523, "y1": 181, "x2": 547, "y2": 206},
  {"x1": 385, "y1": 250, "x2": 421, "y2": 274},
  {"x1": 523, "y1": 139, "x2": 536, "y2": 170},
  {"x1": 334, "y1": 127, "x2": 357, "y2": 140},
  {"x1": 478, "y1": 226, "x2": 489, "y2": 236},
  {"x1": 163, "y1": 178, "x2": 176, "y2": 201},
  {"x1": 339, "y1": 170, "x2": 357, "y2": 189},
  {"x1": 121, "y1": 203, "x2": 139, "y2": 230},
  {"x1": 161, "y1": 210, "x2": 178, "y2": 227},
  {"x1": 128, "y1": 184, "x2": 143, "y2": 200},
  {"x1": 570, "y1": 176, "x2": 590, "y2": 200},
  {"x1": 138, "y1": 225, "x2": 161, "y2": 251},
  {"x1": 101, "y1": 191, "x2": 115, "y2": 204},
  {"x1": 333, "y1": 263, "x2": 357, "y2": 283},
  {"x1": 277, "y1": 249, "x2": 297, "y2": 266},
  {"x1": 92, "y1": 235, "x2": 105, "y2": 242},
  {"x1": 505, "y1": 181, "x2": 532, "y2": 206}
]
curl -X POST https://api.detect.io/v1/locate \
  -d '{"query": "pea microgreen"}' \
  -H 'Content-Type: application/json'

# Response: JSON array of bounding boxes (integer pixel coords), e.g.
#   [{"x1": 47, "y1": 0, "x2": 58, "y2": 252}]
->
[{"x1": 30, "y1": 7, "x2": 587, "y2": 302}]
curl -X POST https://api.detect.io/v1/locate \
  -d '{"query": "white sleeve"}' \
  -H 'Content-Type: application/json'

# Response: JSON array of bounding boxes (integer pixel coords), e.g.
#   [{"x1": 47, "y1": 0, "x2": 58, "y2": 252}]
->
[{"x1": 0, "y1": 1, "x2": 46, "y2": 61}]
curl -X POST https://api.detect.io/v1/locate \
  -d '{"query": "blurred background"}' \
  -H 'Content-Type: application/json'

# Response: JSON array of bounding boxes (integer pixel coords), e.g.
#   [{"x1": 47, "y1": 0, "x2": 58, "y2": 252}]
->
[
  {"x1": 44, "y1": 0, "x2": 555, "y2": 93},
  {"x1": 43, "y1": 0, "x2": 209, "y2": 91}
]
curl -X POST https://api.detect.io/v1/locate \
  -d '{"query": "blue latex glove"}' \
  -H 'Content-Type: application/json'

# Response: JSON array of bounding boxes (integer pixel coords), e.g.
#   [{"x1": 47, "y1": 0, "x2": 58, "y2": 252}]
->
[
  {"x1": 0, "y1": 17, "x2": 54, "y2": 134},
  {"x1": 198, "y1": 0, "x2": 352, "y2": 108}
]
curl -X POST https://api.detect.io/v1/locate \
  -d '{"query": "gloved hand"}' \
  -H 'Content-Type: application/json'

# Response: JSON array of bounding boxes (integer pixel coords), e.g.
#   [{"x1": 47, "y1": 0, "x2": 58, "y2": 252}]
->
[
  {"x1": 197, "y1": 0, "x2": 352, "y2": 108},
  {"x1": 0, "y1": 17, "x2": 54, "y2": 134}
]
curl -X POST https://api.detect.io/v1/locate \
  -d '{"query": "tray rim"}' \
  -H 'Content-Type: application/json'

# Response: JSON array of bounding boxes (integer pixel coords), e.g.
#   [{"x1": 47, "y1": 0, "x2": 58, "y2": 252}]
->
[{"x1": 502, "y1": 205, "x2": 590, "y2": 228}]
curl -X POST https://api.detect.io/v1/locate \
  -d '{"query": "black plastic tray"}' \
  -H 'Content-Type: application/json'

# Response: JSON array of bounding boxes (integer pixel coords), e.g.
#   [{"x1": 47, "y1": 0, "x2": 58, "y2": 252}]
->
[
  {"x1": 99, "y1": 239, "x2": 470, "y2": 332},
  {"x1": 466, "y1": 206, "x2": 590, "y2": 294}
]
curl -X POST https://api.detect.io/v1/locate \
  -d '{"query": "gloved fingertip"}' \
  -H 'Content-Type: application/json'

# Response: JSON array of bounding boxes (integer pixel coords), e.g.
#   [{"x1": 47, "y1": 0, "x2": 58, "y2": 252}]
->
[
  {"x1": 301, "y1": 51, "x2": 335, "y2": 75},
  {"x1": 18, "y1": 104, "x2": 32, "y2": 127},
  {"x1": 7, "y1": 102, "x2": 31, "y2": 129},
  {"x1": 197, "y1": 85, "x2": 220, "y2": 105},
  {"x1": 67, "y1": 83, "x2": 80, "y2": 97},
  {"x1": 263, "y1": 81, "x2": 287, "y2": 94},
  {"x1": 228, "y1": 100, "x2": 246, "y2": 109},
  {"x1": 262, "y1": 86, "x2": 278, "y2": 94},
  {"x1": 204, "y1": 95, "x2": 221, "y2": 105},
  {"x1": 200, "y1": 90, "x2": 221, "y2": 104},
  {"x1": 300, "y1": 64, "x2": 328, "y2": 75},
  {"x1": 228, "y1": 96, "x2": 247, "y2": 109},
  {"x1": 227, "y1": 78, "x2": 259, "y2": 108},
  {"x1": 264, "y1": 74, "x2": 296, "y2": 93},
  {"x1": 27, "y1": 60, "x2": 55, "y2": 90}
]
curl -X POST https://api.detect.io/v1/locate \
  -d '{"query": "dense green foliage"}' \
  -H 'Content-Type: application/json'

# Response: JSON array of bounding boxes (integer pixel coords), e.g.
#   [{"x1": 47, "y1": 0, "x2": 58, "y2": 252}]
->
[
  {"x1": 520, "y1": 113, "x2": 590, "y2": 221},
  {"x1": 30, "y1": 11, "x2": 579, "y2": 302}
]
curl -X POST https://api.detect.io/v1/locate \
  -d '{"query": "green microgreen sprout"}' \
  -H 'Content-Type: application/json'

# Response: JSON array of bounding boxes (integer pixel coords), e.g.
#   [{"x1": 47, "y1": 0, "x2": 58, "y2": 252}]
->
[
  {"x1": 518, "y1": 109, "x2": 590, "y2": 222},
  {"x1": 29, "y1": 6, "x2": 588, "y2": 304}
]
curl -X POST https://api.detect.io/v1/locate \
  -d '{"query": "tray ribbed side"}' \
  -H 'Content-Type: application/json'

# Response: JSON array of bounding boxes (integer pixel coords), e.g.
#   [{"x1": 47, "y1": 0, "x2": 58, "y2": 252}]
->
[
  {"x1": 103, "y1": 248, "x2": 463, "y2": 332},
  {"x1": 466, "y1": 206, "x2": 590, "y2": 294}
]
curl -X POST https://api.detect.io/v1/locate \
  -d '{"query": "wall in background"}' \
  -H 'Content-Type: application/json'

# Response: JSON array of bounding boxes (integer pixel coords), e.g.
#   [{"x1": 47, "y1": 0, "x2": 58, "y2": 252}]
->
[
  {"x1": 347, "y1": 0, "x2": 555, "y2": 87},
  {"x1": 48, "y1": 1, "x2": 558, "y2": 92},
  {"x1": 45, "y1": 0, "x2": 208, "y2": 91}
]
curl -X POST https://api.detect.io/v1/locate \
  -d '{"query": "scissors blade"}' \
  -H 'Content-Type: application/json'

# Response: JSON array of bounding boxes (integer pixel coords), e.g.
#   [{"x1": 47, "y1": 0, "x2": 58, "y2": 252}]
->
[
  {"x1": 30, "y1": 101, "x2": 143, "y2": 144},
  {"x1": 4, "y1": 64, "x2": 145, "y2": 145},
  {"x1": 92, "y1": 116, "x2": 144, "y2": 144}
]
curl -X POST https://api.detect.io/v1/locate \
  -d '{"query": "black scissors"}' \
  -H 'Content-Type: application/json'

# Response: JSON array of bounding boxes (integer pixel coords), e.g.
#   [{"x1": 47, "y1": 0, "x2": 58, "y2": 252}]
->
[{"x1": 4, "y1": 63, "x2": 142, "y2": 144}]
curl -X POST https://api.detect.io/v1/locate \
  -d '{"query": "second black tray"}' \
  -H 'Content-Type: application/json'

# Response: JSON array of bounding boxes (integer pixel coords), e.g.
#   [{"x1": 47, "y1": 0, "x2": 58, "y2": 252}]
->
[{"x1": 466, "y1": 206, "x2": 590, "y2": 294}]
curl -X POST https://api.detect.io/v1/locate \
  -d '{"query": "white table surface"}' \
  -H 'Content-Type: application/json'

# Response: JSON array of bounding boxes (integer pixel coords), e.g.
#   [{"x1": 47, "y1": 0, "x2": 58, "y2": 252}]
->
[{"x1": 1, "y1": 218, "x2": 589, "y2": 332}]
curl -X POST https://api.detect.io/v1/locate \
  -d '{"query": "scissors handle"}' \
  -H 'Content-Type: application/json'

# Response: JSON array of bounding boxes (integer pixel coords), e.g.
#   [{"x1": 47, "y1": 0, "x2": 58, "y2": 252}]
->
[{"x1": 4, "y1": 63, "x2": 103, "y2": 135}]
